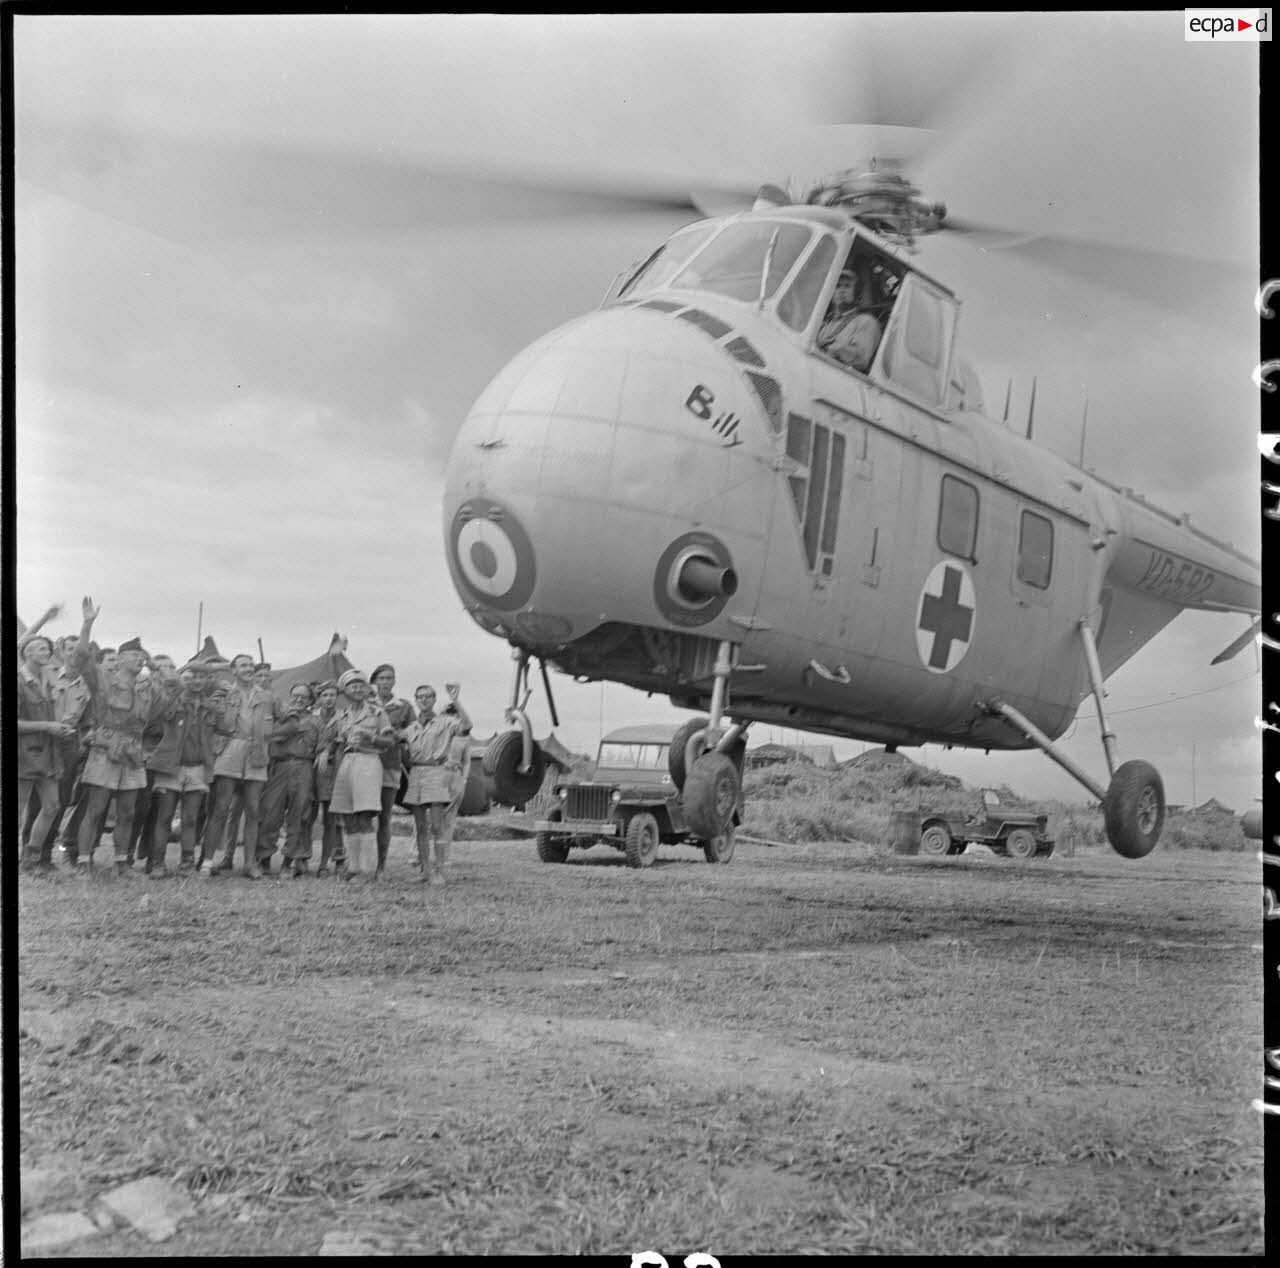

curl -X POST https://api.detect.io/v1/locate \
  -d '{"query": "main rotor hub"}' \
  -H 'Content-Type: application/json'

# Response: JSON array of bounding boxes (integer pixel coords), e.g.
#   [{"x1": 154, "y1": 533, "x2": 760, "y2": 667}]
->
[{"x1": 801, "y1": 166, "x2": 946, "y2": 248}]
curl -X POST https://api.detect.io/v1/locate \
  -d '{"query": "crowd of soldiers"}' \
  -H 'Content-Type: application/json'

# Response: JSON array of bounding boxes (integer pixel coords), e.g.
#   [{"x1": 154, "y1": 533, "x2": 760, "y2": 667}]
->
[{"x1": 15, "y1": 598, "x2": 474, "y2": 884}]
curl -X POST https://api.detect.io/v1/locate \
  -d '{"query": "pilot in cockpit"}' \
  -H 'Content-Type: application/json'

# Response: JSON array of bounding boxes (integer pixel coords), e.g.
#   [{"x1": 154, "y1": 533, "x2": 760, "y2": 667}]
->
[{"x1": 818, "y1": 266, "x2": 884, "y2": 374}]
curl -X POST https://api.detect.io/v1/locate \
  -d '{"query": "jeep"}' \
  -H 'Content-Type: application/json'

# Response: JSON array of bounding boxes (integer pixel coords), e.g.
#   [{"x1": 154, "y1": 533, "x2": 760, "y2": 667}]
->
[{"x1": 534, "y1": 724, "x2": 735, "y2": 868}]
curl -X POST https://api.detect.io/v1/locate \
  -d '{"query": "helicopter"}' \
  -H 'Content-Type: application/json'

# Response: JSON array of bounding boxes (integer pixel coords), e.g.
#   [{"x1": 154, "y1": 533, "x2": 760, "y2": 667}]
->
[
  {"x1": 12, "y1": 17, "x2": 1259, "y2": 858},
  {"x1": 443, "y1": 161, "x2": 1261, "y2": 859}
]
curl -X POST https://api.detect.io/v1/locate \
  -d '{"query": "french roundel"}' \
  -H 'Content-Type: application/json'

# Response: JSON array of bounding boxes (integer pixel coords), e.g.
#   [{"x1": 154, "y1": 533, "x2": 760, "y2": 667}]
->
[
  {"x1": 915, "y1": 560, "x2": 976, "y2": 674},
  {"x1": 450, "y1": 498, "x2": 536, "y2": 611}
]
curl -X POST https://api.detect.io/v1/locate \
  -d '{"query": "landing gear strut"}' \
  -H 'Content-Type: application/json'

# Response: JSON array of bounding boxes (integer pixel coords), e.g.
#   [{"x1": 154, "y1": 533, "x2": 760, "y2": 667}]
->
[
  {"x1": 986, "y1": 621, "x2": 1165, "y2": 858},
  {"x1": 671, "y1": 640, "x2": 749, "y2": 841},
  {"x1": 483, "y1": 647, "x2": 550, "y2": 807}
]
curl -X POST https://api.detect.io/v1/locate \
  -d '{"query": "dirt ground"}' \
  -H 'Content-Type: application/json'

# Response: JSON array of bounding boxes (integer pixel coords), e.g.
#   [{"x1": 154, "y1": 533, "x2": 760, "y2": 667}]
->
[{"x1": 15, "y1": 833, "x2": 1264, "y2": 1255}]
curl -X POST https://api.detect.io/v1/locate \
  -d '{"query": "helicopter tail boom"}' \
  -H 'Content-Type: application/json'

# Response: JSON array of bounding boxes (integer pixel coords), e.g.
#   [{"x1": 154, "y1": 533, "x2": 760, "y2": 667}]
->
[{"x1": 1103, "y1": 492, "x2": 1260, "y2": 618}]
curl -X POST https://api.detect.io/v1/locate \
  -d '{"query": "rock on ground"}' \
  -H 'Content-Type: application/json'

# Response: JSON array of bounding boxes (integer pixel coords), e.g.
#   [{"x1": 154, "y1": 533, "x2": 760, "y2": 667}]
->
[
  {"x1": 97, "y1": 1175, "x2": 195, "y2": 1242},
  {"x1": 22, "y1": 1211, "x2": 101, "y2": 1252}
]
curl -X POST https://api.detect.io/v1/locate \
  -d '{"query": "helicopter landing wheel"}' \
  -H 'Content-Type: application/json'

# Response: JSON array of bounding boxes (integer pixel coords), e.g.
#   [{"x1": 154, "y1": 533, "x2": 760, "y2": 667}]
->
[
  {"x1": 702, "y1": 823, "x2": 736, "y2": 864},
  {"x1": 1103, "y1": 760, "x2": 1165, "y2": 859},
  {"x1": 668, "y1": 716, "x2": 709, "y2": 791},
  {"x1": 669, "y1": 717, "x2": 745, "y2": 794},
  {"x1": 683, "y1": 751, "x2": 740, "y2": 841},
  {"x1": 484, "y1": 731, "x2": 547, "y2": 808}
]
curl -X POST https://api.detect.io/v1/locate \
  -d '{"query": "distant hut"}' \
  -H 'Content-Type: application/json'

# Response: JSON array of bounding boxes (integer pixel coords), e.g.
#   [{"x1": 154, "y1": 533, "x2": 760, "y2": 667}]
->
[
  {"x1": 1188, "y1": 797, "x2": 1235, "y2": 818},
  {"x1": 842, "y1": 747, "x2": 912, "y2": 772},
  {"x1": 747, "y1": 743, "x2": 812, "y2": 769},
  {"x1": 794, "y1": 743, "x2": 837, "y2": 768}
]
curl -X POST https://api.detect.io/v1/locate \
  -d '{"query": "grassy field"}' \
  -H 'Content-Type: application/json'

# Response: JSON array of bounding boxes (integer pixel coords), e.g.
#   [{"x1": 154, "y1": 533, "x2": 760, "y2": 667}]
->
[{"x1": 16, "y1": 801, "x2": 1262, "y2": 1257}]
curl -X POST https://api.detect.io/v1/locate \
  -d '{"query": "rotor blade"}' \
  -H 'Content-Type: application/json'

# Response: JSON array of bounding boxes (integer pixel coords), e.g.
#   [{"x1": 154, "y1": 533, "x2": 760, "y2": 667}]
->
[
  {"x1": 17, "y1": 120, "x2": 726, "y2": 244},
  {"x1": 802, "y1": 14, "x2": 1017, "y2": 174},
  {"x1": 1210, "y1": 618, "x2": 1262, "y2": 666},
  {"x1": 939, "y1": 216, "x2": 1251, "y2": 313}
]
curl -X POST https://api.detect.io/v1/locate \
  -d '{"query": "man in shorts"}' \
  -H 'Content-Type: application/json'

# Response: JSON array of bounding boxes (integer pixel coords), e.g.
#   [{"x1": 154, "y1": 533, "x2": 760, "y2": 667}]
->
[
  {"x1": 204, "y1": 652, "x2": 277, "y2": 878},
  {"x1": 320, "y1": 668, "x2": 394, "y2": 882},
  {"x1": 146, "y1": 648, "x2": 230, "y2": 876},
  {"x1": 369, "y1": 663, "x2": 415, "y2": 876},
  {"x1": 401, "y1": 683, "x2": 473, "y2": 884}
]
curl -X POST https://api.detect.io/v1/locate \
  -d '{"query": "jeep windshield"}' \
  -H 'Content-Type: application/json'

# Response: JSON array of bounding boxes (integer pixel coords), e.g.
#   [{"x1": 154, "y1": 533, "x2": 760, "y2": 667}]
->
[{"x1": 596, "y1": 742, "x2": 670, "y2": 771}]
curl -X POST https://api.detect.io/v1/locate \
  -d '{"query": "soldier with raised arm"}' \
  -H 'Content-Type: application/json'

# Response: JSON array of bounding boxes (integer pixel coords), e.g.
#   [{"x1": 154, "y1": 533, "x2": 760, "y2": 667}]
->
[
  {"x1": 401, "y1": 682, "x2": 473, "y2": 884},
  {"x1": 70, "y1": 597, "x2": 176, "y2": 877}
]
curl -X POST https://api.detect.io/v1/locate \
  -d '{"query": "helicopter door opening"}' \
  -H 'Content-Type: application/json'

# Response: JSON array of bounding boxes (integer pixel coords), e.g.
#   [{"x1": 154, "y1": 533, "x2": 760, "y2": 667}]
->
[
  {"x1": 878, "y1": 274, "x2": 958, "y2": 408},
  {"x1": 816, "y1": 243, "x2": 901, "y2": 376}
]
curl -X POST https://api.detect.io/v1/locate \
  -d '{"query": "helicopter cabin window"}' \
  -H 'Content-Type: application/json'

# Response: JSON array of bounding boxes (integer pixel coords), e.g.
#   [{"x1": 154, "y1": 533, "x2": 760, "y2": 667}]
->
[
  {"x1": 670, "y1": 221, "x2": 812, "y2": 303},
  {"x1": 777, "y1": 235, "x2": 838, "y2": 331},
  {"x1": 816, "y1": 244, "x2": 900, "y2": 375},
  {"x1": 1016, "y1": 510, "x2": 1054, "y2": 589},
  {"x1": 618, "y1": 224, "x2": 719, "y2": 299},
  {"x1": 785, "y1": 412, "x2": 845, "y2": 574},
  {"x1": 937, "y1": 474, "x2": 978, "y2": 561}
]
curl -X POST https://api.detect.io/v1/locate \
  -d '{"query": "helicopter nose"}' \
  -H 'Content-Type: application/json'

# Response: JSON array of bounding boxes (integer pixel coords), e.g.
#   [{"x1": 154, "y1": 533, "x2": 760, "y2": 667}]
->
[{"x1": 444, "y1": 303, "x2": 778, "y2": 646}]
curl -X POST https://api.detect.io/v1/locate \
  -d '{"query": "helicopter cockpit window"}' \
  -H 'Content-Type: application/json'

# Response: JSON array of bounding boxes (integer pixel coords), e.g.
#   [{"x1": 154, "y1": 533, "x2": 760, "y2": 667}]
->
[
  {"x1": 1017, "y1": 510, "x2": 1054, "y2": 589},
  {"x1": 618, "y1": 224, "x2": 718, "y2": 299},
  {"x1": 937, "y1": 474, "x2": 979, "y2": 561},
  {"x1": 777, "y1": 235, "x2": 837, "y2": 331},
  {"x1": 670, "y1": 221, "x2": 812, "y2": 303}
]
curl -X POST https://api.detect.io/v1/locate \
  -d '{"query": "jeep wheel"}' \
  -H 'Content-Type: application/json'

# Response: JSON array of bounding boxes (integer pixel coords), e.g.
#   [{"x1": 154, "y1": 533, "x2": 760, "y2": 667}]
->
[
  {"x1": 535, "y1": 808, "x2": 570, "y2": 864},
  {"x1": 703, "y1": 824, "x2": 736, "y2": 864},
  {"x1": 1005, "y1": 828, "x2": 1037, "y2": 860},
  {"x1": 624, "y1": 812, "x2": 660, "y2": 869},
  {"x1": 919, "y1": 823, "x2": 952, "y2": 857}
]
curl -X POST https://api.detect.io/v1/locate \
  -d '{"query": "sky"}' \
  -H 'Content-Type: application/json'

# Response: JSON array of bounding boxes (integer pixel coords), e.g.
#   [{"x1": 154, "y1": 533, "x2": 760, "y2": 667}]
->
[{"x1": 10, "y1": 13, "x2": 1262, "y2": 811}]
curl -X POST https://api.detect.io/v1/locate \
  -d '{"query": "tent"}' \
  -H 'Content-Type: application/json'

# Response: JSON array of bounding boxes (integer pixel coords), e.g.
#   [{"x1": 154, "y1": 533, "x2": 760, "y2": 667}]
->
[
  {"x1": 267, "y1": 633, "x2": 353, "y2": 698},
  {"x1": 192, "y1": 633, "x2": 353, "y2": 698}
]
